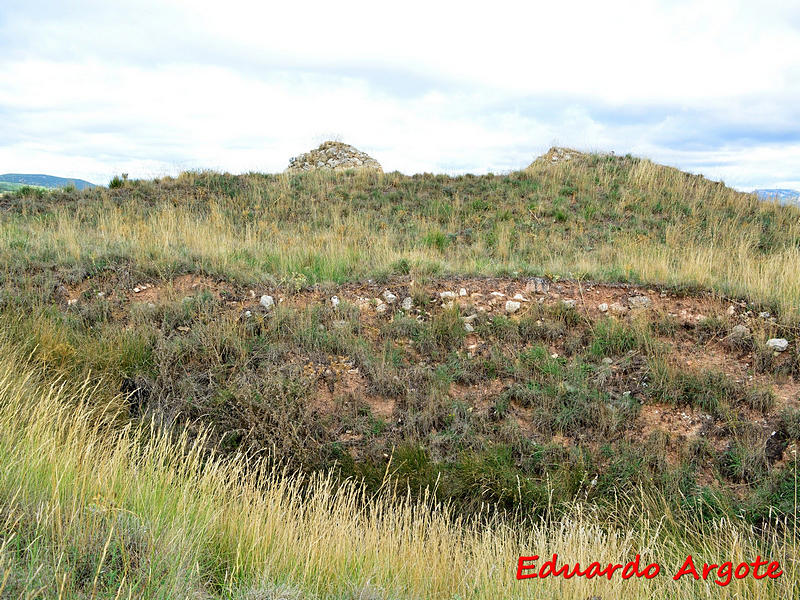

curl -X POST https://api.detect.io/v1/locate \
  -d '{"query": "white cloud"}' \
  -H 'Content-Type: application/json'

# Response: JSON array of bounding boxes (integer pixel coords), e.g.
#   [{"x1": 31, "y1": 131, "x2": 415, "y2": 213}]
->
[{"x1": 0, "y1": 0, "x2": 798, "y2": 188}]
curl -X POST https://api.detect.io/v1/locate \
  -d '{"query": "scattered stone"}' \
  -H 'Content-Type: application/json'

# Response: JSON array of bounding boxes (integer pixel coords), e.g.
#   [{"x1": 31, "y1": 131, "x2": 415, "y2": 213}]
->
[
  {"x1": 512, "y1": 293, "x2": 528, "y2": 302},
  {"x1": 133, "y1": 287, "x2": 141, "y2": 293},
  {"x1": 759, "y1": 311, "x2": 771, "y2": 319},
  {"x1": 464, "y1": 323, "x2": 475, "y2": 333},
  {"x1": 462, "y1": 314, "x2": 478, "y2": 323},
  {"x1": 260, "y1": 295, "x2": 274, "y2": 310},
  {"x1": 628, "y1": 295, "x2": 652, "y2": 309},
  {"x1": 285, "y1": 141, "x2": 382, "y2": 173},
  {"x1": 440, "y1": 291, "x2": 457, "y2": 300},
  {"x1": 382, "y1": 290, "x2": 397, "y2": 304},
  {"x1": 331, "y1": 295, "x2": 340, "y2": 308},
  {"x1": 459, "y1": 288, "x2": 467, "y2": 297},
  {"x1": 375, "y1": 303, "x2": 388, "y2": 315},
  {"x1": 727, "y1": 305, "x2": 736, "y2": 316},
  {"x1": 609, "y1": 302, "x2": 627, "y2": 314},
  {"x1": 562, "y1": 299, "x2": 576, "y2": 309},
  {"x1": 490, "y1": 291, "x2": 506, "y2": 298},
  {"x1": 97, "y1": 292, "x2": 105, "y2": 298},
  {"x1": 244, "y1": 310, "x2": 252, "y2": 318},
  {"x1": 401, "y1": 297, "x2": 413, "y2": 311},
  {"x1": 524, "y1": 277, "x2": 550, "y2": 294},
  {"x1": 505, "y1": 300, "x2": 521, "y2": 314},
  {"x1": 766, "y1": 338, "x2": 789, "y2": 352},
  {"x1": 67, "y1": 298, "x2": 78, "y2": 306},
  {"x1": 598, "y1": 303, "x2": 609, "y2": 312},
  {"x1": 602, "y1": 357, "x2": 614, "y2": 365}
]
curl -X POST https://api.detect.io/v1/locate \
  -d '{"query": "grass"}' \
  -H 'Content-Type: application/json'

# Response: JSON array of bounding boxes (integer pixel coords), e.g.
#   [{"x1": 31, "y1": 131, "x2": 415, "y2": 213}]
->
[
  {"x1": 0, "y1": 342, "x2": 796, "y2": 599},
  {"x1": 3, "y1": 153, "x2": 800, "y2": 318}
]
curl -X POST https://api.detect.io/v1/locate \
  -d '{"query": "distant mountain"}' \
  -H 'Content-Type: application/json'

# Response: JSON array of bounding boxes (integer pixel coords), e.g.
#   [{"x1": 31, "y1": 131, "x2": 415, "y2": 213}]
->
[
  {"x1": 755, "y1": 188, "x2": 800, "y2": 205},
  {"x1": 0, "y1": 173, "x2": 97, "y2": 190}
]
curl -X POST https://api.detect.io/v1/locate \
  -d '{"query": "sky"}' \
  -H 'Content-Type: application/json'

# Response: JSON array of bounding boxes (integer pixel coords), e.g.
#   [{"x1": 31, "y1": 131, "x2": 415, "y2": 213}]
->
[{"x1": 1, "y1": 0, "x2": 799, "y2": 190}]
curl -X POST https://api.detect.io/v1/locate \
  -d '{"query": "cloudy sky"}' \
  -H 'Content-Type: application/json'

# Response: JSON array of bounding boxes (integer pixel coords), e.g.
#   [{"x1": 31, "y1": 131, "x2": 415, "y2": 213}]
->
[{"x1": 1, "y1": 0, "x2": 799, "y2": 190}]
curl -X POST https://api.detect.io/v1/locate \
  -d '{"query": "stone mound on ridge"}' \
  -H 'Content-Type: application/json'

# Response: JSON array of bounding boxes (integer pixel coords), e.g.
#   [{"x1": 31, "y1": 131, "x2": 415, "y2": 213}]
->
[
  {"x1": 286, "y1": 141, "x2": 382, "y2": 174},
  {"x1": 528, "y1": 146, "x2": 586, "y2": 168}
]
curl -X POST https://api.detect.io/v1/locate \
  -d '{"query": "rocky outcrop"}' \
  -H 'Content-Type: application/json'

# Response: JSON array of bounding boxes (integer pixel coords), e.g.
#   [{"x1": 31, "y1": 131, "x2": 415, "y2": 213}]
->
[{"x1": 286, "y1": 141, "x2": 382, "y2": 174}]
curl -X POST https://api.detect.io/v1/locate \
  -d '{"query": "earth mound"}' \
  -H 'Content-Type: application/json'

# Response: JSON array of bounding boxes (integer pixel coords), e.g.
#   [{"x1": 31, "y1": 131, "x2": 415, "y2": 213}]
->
[{"x1": 286, "y1": 141, "x2": 382, "y2": 174}]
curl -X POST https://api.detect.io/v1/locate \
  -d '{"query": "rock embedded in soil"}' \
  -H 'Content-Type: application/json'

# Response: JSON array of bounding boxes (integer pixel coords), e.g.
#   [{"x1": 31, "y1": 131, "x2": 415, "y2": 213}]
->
[
  {"x1": 382, "y1": 290, "x2": 397, "y2": 304},
  {"x1": 505, "y1": 300, "x2": 521, "y2": 313},
  {"x1": 260, "y1": 295, "x2": 274, "y2": 310},
  {"x1": 766, "y1": 338, "x2": 789, "y2": 352},
  {"x1": 598, "y1": 303, "x2": 608, "y2": 312},
  {"x1": 524, "y1": 277, "x2": 550, "y2": 294},
  {"x1": 401, "y1": 297, "x2": 413, "y2": 311},
  {"x1": 609, "y1": 302, "x2": 627, "y2": 314},
  {"x1": 628, "y1": 295, "x2": 652, "y2": 309}
]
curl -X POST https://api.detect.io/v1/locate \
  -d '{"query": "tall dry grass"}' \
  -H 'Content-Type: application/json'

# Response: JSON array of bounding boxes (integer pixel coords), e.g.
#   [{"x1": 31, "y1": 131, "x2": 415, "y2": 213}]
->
[{"x1": 0, "y1": 339, "x2": 796, "y2": 599}]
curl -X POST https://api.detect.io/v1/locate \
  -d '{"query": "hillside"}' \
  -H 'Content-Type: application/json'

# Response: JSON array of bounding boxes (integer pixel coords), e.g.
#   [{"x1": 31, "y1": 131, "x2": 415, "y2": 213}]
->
[
  {"x1": 0, "y1": 172, "x2": 97, "y2": 190},
  {"x1": 0, "y1": 150, "x2": 798, "y2": 598}
]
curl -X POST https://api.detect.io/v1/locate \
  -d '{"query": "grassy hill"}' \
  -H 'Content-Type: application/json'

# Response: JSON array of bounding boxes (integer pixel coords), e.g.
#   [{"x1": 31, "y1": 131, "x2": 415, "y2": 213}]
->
[
  {"x1": 0, "y1": 172, "x2": 97, "y2": 190},
  {"x1": 0, "y1": 151, "x2": 798, "y2": 599}
]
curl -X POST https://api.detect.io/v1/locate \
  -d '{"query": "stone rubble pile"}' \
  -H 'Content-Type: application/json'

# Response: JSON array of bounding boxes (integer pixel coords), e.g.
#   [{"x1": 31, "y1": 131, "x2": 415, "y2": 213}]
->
[{"x1": 286, "y1": 141, "x2": 382, "y2": 174}]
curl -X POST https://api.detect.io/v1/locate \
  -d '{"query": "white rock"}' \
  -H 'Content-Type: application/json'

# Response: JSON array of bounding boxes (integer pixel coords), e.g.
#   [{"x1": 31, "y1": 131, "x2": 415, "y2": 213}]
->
[
  {"x1": 766, "y1": 338, "x2": 789, "y2": 352},
  {"x1": 462, "y1": 314, "x2": 478, "y2": 323},
  {"x1": 505, "y1": 300, "x2": 521, "y2": 313},
  {"x1": 602, "y1": 357, "x2": 613, "y2": 365},
  {"x1": 331, "y1": 295, "x2": 340, "y2": 308},
  {"x1": 260, "y1": 295, "x2": 274, "y2": 310},
  {"x1": 628, "y1": 295, "x2": 652, "y2": 309},
  {"x1": 727, "y1": 305, "x2": 736, "y2": 316},
  {"x1": 439, "y1": 291, "x2": 457, "y2": 300},
  {"x1": 490, "y1": 291, "x2": 506, "y2": 298},
  {"x1": 512, "y1": 293, "x2": 528, "y2": 302},
  {"x1": 244, "y1": 310, "x2": 252, "y2": 318},
  {"x1": 401, "y1": 297, "x2": 413, "y2": 311},
  {"x1": 759, "y1": 311, "x2": 771, "y2": 319},
  {"x1": 598, "y1": 303, "x2": 609, "y2": 312},
  {"x1": 375, "y1": 303, "x2": 388, "y2": 314},
  {"x1": 97, "y1": 292, "x2": 105, "y2": 298},
  {"x1": 133, "y1": 287, "x2": 141, "y2": 293},
  {"x1": 464, "y1": 323, "x2": 475, "y2": 333},
  {"x1": 382, "y1": 290, "x2": 397, "y2": 304},
  {"x1": 459, "y1": 288, "x2": 467, "y2": 297},
  {"x1": 562, "y1": 299, "x2": 576, "y2": 308},
  {"x1": 67, "y1": 298, "x2": 78, "y2": 306}
]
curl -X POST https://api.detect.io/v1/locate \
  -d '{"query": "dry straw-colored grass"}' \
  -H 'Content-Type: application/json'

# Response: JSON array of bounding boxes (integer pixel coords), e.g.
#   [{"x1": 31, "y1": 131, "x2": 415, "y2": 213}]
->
[{"x1": 0, "y1": 341, "x2": 796, "y2": 599}]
